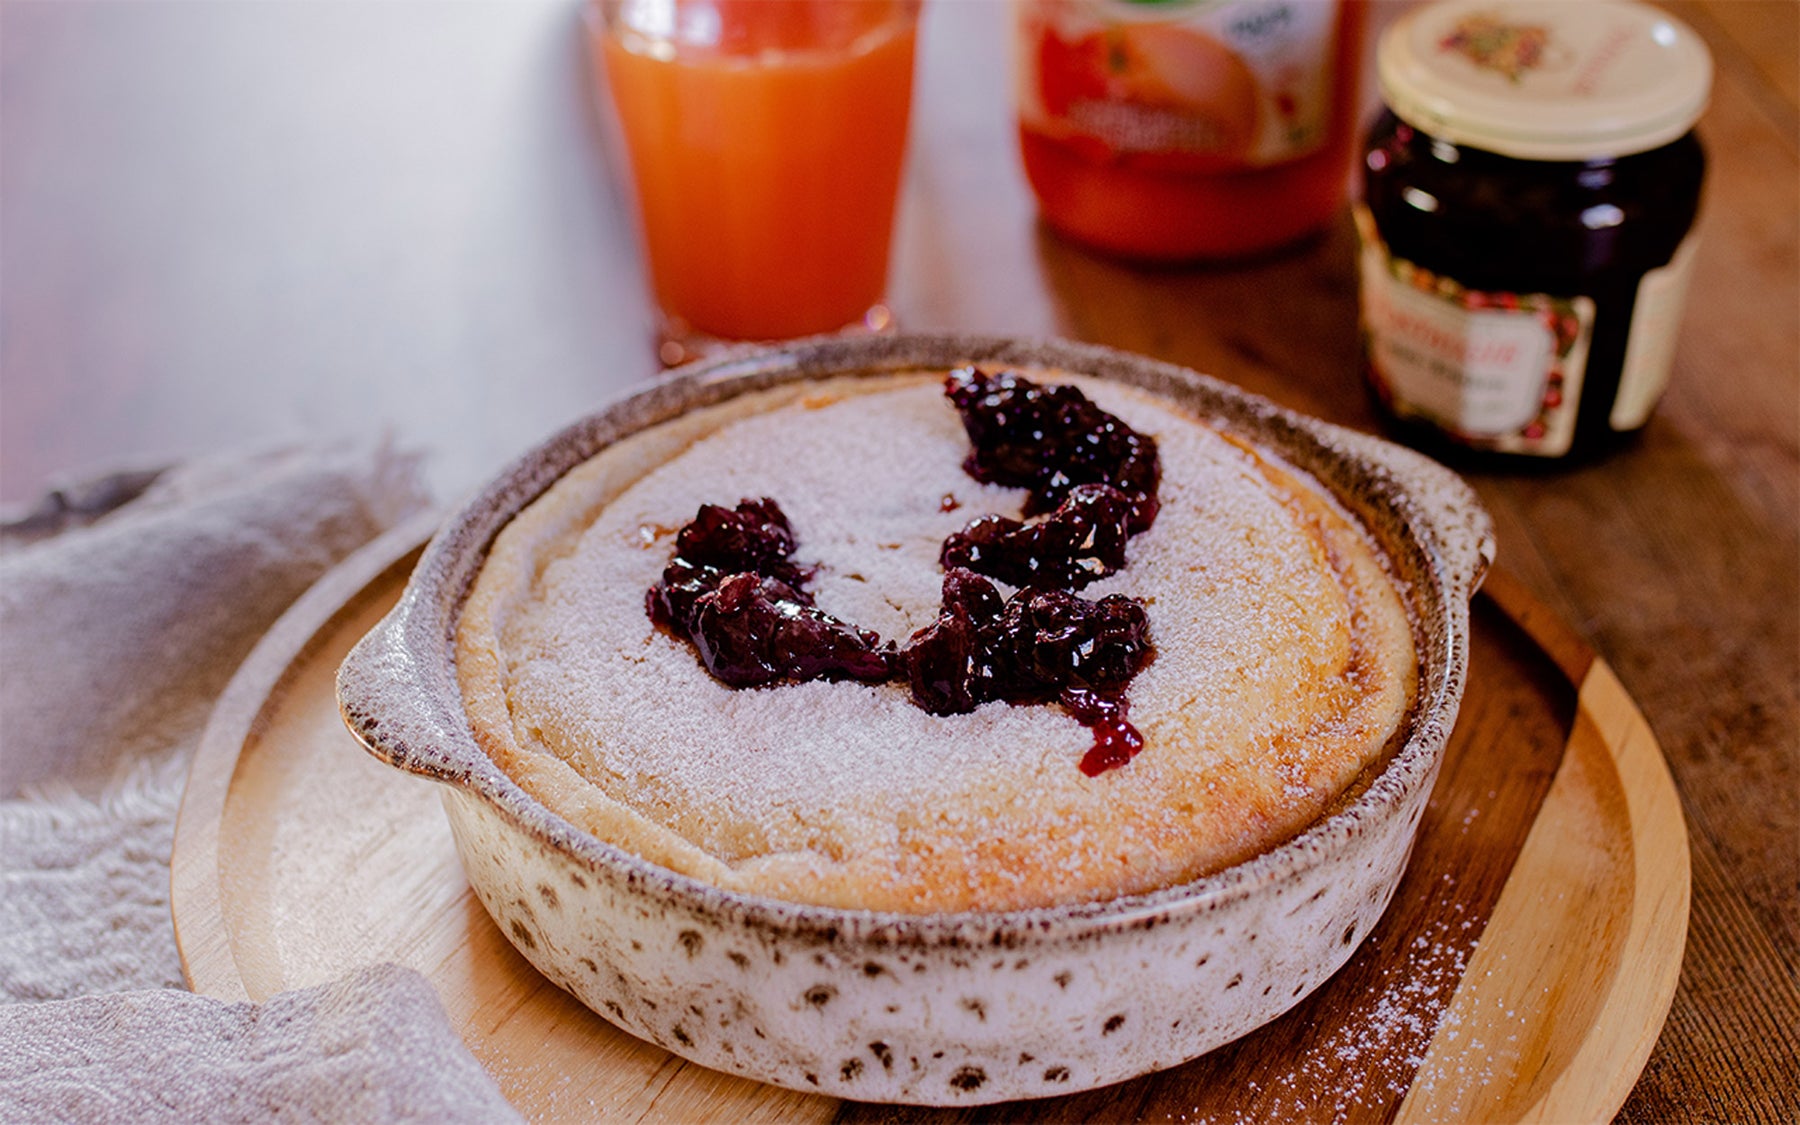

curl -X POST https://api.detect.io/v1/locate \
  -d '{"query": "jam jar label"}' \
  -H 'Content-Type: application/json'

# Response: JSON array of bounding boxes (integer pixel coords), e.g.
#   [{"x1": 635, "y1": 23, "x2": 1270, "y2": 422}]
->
[
  {"x1": 1019, "y1": 0, "x2": 1344, "y2": 169},
  {"x1": 1612, "y1": 232, "x2": 1700, "y2": 431},
  {"x1": 1355, "y1": 205, "x2": 1596, "y2": 456}
]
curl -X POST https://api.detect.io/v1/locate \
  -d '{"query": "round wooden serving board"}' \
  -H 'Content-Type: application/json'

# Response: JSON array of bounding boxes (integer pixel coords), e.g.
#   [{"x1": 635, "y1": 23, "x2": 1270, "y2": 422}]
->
[{"x1": 172, "y1": 517, "x2": 1688, "y2": 1124}]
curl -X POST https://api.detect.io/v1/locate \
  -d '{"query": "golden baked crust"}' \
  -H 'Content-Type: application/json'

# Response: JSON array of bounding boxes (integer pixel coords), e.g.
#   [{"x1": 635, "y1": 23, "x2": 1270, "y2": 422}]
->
[{"x1": 456, "y1": 372, "x2": 1417, "y2": 913}]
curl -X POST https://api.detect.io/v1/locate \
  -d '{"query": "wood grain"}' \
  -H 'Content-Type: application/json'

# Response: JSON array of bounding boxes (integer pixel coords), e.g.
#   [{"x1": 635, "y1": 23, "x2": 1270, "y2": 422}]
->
[
  {"x1": 1397, "y1": 659, "x2": 1687, "y2": 1124},
  {"x1": 1671, "y1": 0, "x2": 1799, "y2": 139}
]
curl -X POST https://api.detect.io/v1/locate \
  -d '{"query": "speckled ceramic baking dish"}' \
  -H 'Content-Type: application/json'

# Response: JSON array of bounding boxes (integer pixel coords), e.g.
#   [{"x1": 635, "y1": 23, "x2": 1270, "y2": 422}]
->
[{"x1": 337, "y1": 334, "x2": 1493, "y2": 1106}]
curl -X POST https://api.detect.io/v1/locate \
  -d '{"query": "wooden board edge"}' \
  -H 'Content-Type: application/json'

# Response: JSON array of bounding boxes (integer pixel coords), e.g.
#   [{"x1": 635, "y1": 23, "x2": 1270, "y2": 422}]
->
[
  {"x1": 1476, "y1": 566, "x2": 1595, "y2": 683},
  {"x1": 170, "y1": 513, "x2": 439, "y2": 1000},
  {"x1": 1519, "y1": 659, "x2": 1690, "y2": 1124},
  {"x1": 1394, "y1": 574, "x2": 1689, "y2": 1125}
]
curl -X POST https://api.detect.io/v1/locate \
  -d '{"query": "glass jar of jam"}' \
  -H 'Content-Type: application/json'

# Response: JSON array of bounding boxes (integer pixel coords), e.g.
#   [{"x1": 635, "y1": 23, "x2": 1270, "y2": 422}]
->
[
  {"x1": 1356, "y1": 0, "x2": 1710, "y2": 463},
  {"x1": 1016, "y1": 0, "x2": 1367, "y2": 262}
]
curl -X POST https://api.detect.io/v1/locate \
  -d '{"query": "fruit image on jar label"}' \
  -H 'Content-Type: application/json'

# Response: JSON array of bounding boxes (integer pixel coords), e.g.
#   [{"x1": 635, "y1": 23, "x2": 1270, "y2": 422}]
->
[
  {"x1": 1436, "y1": 11, "x2": 1554, "y2": 81},
  {"x1": 1355, "y1": 206, "x2": 1596, "y2": 456},
  {"x1": 1019, "y1": 0, "x2": 1342, "y2": 171}
]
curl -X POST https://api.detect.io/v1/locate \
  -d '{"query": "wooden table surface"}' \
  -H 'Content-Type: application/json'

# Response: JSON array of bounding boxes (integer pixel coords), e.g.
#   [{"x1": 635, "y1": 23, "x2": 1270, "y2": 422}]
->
[{"x1": 2, "y1": 1, "x2": 1793, "y2": 1121}]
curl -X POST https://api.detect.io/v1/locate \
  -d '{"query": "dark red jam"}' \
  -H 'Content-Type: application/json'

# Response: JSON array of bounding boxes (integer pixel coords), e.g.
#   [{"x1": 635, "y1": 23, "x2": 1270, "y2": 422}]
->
[
  {"x1": 1062, "y1": 689, "x2": 1144, "y2": 777},
  {"x1": 647, "y1": 499, "x2": 894, "y2": 688},
  {"x1": 940, "y1": 481, "x2": 1134, "y2": 591},
  {"x1": 647, "y1": 369, "x2": 1162, "y2": 774},
  {"x1": 946, "y1": 367, "x2": 1160, "y2": 532},
  {"x1": 901, "y1": 569, "x2": 1152, "y2": 718}
]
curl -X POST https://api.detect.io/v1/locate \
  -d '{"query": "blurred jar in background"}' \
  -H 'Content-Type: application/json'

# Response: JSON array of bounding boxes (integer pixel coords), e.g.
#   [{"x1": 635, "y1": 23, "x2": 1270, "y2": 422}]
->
[
  {"x1": 1015, "y1": 0, "x2": 1367, "y2": 263},
  {"x1": 592, "y1": 0, "x2": 919, "y2": 365}
]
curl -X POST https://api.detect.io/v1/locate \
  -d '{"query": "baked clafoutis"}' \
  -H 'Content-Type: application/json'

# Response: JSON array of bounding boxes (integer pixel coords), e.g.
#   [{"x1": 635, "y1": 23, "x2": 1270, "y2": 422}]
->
[{"x1": 455, "y1": 367, "x2": 1417, "y2": 914}]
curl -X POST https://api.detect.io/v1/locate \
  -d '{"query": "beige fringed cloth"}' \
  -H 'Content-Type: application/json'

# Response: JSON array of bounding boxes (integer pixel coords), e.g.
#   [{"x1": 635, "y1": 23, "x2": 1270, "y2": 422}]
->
[{"x1": 0, "y1": 447, "x2": 520, "y2": 1123}]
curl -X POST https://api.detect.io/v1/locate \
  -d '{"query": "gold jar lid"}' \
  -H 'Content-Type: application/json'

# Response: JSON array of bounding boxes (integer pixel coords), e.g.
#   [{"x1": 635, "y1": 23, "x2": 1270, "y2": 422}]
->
[{"x1": 1378, "y1": 0, "x2": 1711, "y2": 161}]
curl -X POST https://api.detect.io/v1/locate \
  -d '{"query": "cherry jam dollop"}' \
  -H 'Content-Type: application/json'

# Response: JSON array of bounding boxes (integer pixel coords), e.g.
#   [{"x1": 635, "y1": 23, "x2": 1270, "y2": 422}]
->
[
  {"x1": 945, "y1": 366, "x2": 1161, "y2": 533},
  {"x1": 647, "y1": 498, "x2": 893, "y2": 688},
  {"x1": 901, "y1": 569, "x2": 1152, "y2": 715},
  {"x1": 647, "y1": 370, "x2": 1162, "y2": 774},
  {"x1": 941, "y1": 481, "x2": 1134, "y2": 590}
]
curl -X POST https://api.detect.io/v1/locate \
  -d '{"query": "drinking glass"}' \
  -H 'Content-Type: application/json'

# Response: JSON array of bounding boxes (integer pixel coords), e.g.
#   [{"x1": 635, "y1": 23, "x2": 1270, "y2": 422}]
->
[{"x1": 589, "y1": 0, "x2": 920, "y2": 366}]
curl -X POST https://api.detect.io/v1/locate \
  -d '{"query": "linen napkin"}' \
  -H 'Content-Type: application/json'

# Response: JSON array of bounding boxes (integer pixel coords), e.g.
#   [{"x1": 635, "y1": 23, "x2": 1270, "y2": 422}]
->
[
  {"x1": 0, "y1": 445, "x2": 520, "y2": 1123},
  {"x1": 0, "y1": 964, "x2": 514, "y2": 1123}
]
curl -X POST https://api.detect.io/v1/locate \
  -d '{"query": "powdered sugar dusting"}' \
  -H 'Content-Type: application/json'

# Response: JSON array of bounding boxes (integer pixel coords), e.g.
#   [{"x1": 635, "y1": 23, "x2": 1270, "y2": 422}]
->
[
  {"x1": 470, "y1": 373, "x2": 1416, "y2": 910},
  {"x1": 1159, "y1": 869, "x2": 1505, "y2": 1123}
]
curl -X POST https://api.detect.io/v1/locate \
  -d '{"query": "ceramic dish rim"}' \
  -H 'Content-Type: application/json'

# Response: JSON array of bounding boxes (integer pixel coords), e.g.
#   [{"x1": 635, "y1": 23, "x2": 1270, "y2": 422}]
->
[{"x1": 338, "y1": 332, "x2": 1489, "y2": 950}]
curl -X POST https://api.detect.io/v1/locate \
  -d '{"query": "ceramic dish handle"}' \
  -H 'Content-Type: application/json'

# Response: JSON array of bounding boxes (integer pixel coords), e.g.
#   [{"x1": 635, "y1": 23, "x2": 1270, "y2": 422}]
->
[
  {"x1": 1334, "y1": 428, "x2": 1496, "y2": 602},
  {"x1": 337, "y1": 581, "x2": 491, "y2": 788}
]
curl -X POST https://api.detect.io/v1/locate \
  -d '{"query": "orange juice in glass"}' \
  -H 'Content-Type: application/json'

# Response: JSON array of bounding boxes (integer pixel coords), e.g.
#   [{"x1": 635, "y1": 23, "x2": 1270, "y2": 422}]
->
[{"x1": 591, "y1": 0, "x2": 919, "y2": 364}]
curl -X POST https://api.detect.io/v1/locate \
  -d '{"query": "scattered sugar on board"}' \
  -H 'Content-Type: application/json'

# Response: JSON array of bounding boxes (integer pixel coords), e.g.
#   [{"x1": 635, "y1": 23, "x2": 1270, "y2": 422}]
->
[
  {"x1": 1161, "y1": 869, "x2": 1535, "y2": 1122},
  {"x1": 490, "y1": 377, "x2": 1413, "y2": 896}
]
